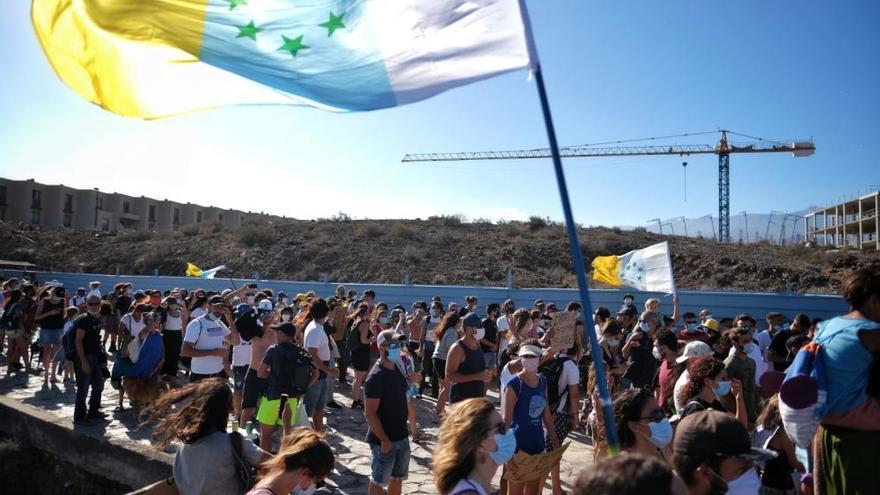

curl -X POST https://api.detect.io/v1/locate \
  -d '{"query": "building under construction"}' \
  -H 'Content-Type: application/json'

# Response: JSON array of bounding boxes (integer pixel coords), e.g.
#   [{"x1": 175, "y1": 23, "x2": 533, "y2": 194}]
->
[{"x1": 805, "y1": 191, "x2": 879, "y2": 250}]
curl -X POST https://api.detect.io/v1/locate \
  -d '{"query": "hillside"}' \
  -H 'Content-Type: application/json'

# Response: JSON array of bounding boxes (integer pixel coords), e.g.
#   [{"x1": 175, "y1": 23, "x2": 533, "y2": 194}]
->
[{"x1": 1, "y1": 218, "x2": 878, "y2": 294}]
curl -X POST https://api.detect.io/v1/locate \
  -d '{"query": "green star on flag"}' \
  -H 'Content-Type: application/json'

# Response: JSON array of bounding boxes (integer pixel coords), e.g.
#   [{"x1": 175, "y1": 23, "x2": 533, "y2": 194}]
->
[
  {"x1": 236, "y1": 21, "x2": 262, "y2": 41},
  {"x1": 319, "y1": 12, "x2": 346, "y2": 37},
  {"x1": 278, "y1": 34, "x2": 309, "y2": 57},
  {"x1": 226, "y1": 0, "x2": 247, "y2": 10}
]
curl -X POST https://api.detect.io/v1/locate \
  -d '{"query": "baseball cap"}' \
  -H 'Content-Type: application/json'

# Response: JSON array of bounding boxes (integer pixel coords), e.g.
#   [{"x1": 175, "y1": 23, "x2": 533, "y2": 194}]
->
[
  {"x1": 90, "y1": 281, "x2": 100, "y2": 286},
  {"x1": 672, "y1": 410, "x2": 776, "y2": 463},
  {"x1": 518, "y1": 345, "x2": 542, "y2": 358},
  {"x1": 376, "y1": 330, "x2": 405, "y2": 347},
  {"x1": 271, "y1": 322, "x2": 297, "y2": 337},
  {"x1": 208, "y1": 295, "x2": 225, "y2": 305},
  {"x1": 759, "y1": 370, "x2": 786, "y2": 396},
  {"x1": 675, "y1": 341, "x2": 713, "y2": 364},
  {"x1": 295, "y1": 293, "x2": 307, "y2": 302},
  {"x1": 257, "y1": 299, "x2": 273, "y2": 313},
  {"x1": 234, "y1": 303, "x2": 251, "y2": 317},
  {"x1": 462, "y1": 312, "x2": 482, "y2": 329},
  {"x1": 701, "y1": 318, "x2": 720, "y2": 332},
  {"x1": 221, "y1": 288, "x2": 233, "y2": 296}
]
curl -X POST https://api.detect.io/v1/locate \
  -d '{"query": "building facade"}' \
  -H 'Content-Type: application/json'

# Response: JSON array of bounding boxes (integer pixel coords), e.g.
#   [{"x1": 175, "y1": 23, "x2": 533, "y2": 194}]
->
[
  {"x1": 805, "y1": 190, "x2": 879, "y2": 250},
  {"x1": 0, "y1": 177, "x2": 278, "y2": 232}
]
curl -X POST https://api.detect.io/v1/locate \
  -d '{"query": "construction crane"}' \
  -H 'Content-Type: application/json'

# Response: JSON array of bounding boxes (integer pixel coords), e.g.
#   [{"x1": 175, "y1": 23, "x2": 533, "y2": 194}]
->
[{"x1": 402, "y1": 130, "x2": 816, "y2": 242}]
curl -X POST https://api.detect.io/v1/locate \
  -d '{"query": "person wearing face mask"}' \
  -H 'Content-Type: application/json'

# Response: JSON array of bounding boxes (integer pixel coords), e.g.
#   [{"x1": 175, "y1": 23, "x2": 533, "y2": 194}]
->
[
  {"x1": 678, "y1": 357, "x2": 747, "y2": 428},
  {"x1": 364, "y1": 330, "x2": 417, "y2": 495},
  {"x1": 722, "y1": 328, "x2": 758, "y2": 425},
  {"x1": 417, "y1": 302, "x2": 442, "y2": 398},
  {"x1": 730, "y1": 315, "x2": 766, "y2": 384},
  {"x1": 573, "y1": 453, "x2": 689, "y2": 495},
  {"x1": 35, "y1": 285, "x2": 67, "y2": 383},
  {"x1": 238, "y1": 303, "x2": 274, "y2": 432},
  {"x1": 622, "y1": 311, "x2": 660, "y2": 390},
  {"x1": 446, "y1": 313, "x2": 492, "y2": 405},
  {"x1": 181, "y1": 295, "x2": 241, "y2": 383},
  {"x1": 614, "y1": 388, "x2": 673, "y2": 461},
  {"x1": 495, "y1": 300, "x2": 515, "y2": 367},
  {"x1": 503, "y1": 342, "x2": 560, "y2": 495},
  {"x1": 433, "y1": 398, "x2": 515, "y2": 495},
  {"x1": 652, "y1": 329, "x2": 681, "y2": 413},
  {"x1": 72, "y1": 295, "x2": 109, "y2": 425},
  {"x1": 247, "y1": 428, "x2": 335, "y2": 495},
  {"x1": 432, "y1": 312, "x2": 462, "y2": 420},
  {"x1": 672, "y1": 410, "x2": 775, "y2": 495},
  {"x1": 599, "y1": 320, "x2": 628, "y2": 395},
  {"x1": 160, "y1": 296, "x2": 188, "y2": 381}
]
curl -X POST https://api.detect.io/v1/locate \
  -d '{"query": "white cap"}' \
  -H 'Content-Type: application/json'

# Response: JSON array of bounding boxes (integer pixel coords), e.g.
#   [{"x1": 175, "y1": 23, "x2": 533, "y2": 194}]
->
[
  {"x1": 675, "y1": 341, "x2": 713, "y2": 364},
  {"x1": 257, "y1": 299, "x2": 273, "y2": 312}
]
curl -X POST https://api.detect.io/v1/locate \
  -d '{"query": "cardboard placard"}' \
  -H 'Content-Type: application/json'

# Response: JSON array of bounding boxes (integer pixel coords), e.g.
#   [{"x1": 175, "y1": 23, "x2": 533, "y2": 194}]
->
[
  {"x1": 549, "y1": 311, "x2": 576, "y2": 352},
  {"x1": 331, "y1": 306, "x2": 348, "y2": 340},
  {"x1": 503, "y1": 442, "x2": 570, "y2": 482}
]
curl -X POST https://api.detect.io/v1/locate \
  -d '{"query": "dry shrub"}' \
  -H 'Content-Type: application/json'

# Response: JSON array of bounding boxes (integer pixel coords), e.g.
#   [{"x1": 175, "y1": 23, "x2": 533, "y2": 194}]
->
[
  {"x1": 355, "y1": 223, "x2": 382, "y2": 238},
  {"x1": 238, "y1": 224, "x2": 276, "y2": 246}
]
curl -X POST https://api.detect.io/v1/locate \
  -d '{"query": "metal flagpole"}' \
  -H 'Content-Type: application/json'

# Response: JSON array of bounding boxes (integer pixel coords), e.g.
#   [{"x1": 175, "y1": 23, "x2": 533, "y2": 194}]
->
[{"x1": 518, "y1": 0, "x2": 619, "y2": 455}]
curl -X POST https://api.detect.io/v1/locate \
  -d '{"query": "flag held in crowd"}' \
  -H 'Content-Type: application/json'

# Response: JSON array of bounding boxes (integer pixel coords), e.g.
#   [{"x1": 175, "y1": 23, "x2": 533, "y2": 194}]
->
[
  {"x1": 32, "y1": 0, "x2": 535, "y2": 119},
  {"x1": 591, "y1": 241, "x2": 676, "y2": 294},
  {"x1": 185, "y1": 262, "x2": 226, "y2": 280}
]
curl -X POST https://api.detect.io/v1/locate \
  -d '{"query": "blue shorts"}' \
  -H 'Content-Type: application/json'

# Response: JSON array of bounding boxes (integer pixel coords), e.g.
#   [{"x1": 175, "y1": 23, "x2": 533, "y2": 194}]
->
[
  {"x1": 39, "y1": 327, "x2": 64, "y2": 345},
  {"x1": 370, "y1": 439, "x2": 411, "y2": 486},
  {"x1": 303, "y1": 375, "x2": 330, "y2": 416}
]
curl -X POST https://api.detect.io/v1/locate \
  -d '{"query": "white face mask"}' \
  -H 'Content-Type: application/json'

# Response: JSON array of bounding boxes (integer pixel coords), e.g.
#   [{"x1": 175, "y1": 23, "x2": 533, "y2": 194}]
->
[
  {"x1": 281, "y1": 314, "x2": 291, "y2": 322},
  {"x1": 246, "y1": 295, "x2": 255, "y2": 305},
  {"x1": 652, "y1": 345, "x2": 662, "y2": 360},
  {"x1": 474, "y1": 327, "x2": 485, "y2": 340},
  {"x1": 725, "y1": 467, "x2": 761, "y2": 495}
]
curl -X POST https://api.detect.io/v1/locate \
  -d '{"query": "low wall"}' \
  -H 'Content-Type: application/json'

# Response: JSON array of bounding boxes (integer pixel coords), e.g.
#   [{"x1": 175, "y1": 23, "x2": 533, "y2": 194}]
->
[
  {"x1": 0, "y1": 396, "x2": 172, "y2": 490},
  {"x1": 1, "y1": 270, "x2": 849, "y2": 320}
]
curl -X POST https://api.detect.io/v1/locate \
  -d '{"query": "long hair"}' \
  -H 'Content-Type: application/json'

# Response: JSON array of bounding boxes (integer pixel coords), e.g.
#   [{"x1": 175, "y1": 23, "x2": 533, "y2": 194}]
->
[
  {"x1": 511, "y1": 309, "x2": 531, "y2": 340},
  {"x1": 678, "y1": 357, "x2": 724, "y2": 405},
  {"x1": 142, "y1": 378, "x2": 231, "y2": 448},
  {"x1": 756, "y1": 394, "x2": 782, "y2": 430},
  {"x1": 259, "y1": 428, "x2": 334, "y2": 482},
  {"x1": 433, "y1": 398, "x2": 496, "y2": 495},
  {"x1": 613, "y1": 388, "x2": 654, "y2": 449},
  {"x1": 433, "y1": 311, "x2": 461, "y2": 342}
]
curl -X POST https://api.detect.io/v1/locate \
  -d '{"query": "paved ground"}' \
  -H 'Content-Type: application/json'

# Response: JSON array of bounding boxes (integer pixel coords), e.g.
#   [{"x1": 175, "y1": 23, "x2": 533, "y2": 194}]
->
[{"x1": 0, "y1": 358, "x2": 594, "y2": 494}]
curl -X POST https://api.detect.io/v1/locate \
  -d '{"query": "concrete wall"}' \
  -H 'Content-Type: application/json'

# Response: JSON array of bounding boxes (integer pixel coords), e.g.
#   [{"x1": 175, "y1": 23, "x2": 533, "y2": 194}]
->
[{"x1": 2, "y1": 270, "x2": 850, "y2": 320}]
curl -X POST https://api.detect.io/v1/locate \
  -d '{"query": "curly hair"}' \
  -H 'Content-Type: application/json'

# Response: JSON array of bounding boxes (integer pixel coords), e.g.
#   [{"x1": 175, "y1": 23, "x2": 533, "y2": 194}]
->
[
  {"x1": 142, "y1": 378, "x2": 231, "y2": 448},
  {"x1": 433, "y1": 398, "x2": 496, "y2": 495},
  {"x1": 613, "y1": 388, "x2": 655, "y2": 449},
  {"x1": 678, "y1": 357, "x2": 724, "y2": 405}
]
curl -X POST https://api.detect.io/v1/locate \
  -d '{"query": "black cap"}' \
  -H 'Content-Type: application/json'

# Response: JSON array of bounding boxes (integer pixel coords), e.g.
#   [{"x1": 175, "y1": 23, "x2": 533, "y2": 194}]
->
[
  {"x1": 672, "y1": 410, "x2": 776, "y2": 463},
  {"x1": 462, "y1": 312, "x2": 482, "y2": 329},
  {"x1": 271, "y1": 322, "x2": 297, "y2": 337},
  {"x1": 208, "y1": 295, "x2": 225, "y2": 305}
]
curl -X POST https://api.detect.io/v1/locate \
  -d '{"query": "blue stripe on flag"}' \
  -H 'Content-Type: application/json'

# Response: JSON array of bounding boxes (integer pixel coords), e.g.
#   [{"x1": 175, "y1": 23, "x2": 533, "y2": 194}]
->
[{"x1": 199, "y1": 0, "x2": 396, "y2": 110}]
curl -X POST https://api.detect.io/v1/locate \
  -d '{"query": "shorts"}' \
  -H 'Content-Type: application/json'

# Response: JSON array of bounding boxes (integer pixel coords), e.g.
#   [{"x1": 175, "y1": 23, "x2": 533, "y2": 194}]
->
[
  {"x1": 433, "y1": 358, "x2": 446, "y2": 380},
  {"x1": 352, "y1": 347, "x2": 371, "y2": 372},
  {"x1": 370, "y1": 439, "x2": 411, "y2": 486},
  {"x1": 545, "y1": 411, "x2": 573, "y2": 452},
  {"x1": 483, "y1": 352, "x2": 497, "y2": 369},
  {"x1": 303, "y1": 375, "x2": 330, "y2": 416},
  {"x1": 39, "y1": 327, "x2": 64, "y2": 346},
  {"x1": 241, "y1": 368, "x2": 268, "y2": 409},
  {"x1": 232, "y1": 365, "x2": 249, "y2": 392},
  {"x1": 256, "y1": 396, "x2": 299, "y2": 426}
]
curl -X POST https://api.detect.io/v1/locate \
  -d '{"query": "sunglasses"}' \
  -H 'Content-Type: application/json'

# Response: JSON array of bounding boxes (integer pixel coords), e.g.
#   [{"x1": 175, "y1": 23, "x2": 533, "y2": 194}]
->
[{"x1": 640, "y1": 408, "x2": 667, "y2": 423}]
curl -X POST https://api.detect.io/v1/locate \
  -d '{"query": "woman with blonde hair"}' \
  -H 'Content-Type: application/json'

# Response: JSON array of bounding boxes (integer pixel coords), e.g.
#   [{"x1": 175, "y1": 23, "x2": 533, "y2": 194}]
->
[
  {"x1": 434, "y1": 398, "x2": 517, "y2": 495},
  {"x1": 247, "y1": 428, "x2": 335, "y2": 495}
]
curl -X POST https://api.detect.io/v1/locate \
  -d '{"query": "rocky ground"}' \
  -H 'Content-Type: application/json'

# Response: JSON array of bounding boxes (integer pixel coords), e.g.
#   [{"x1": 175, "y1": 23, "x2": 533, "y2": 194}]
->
[
  {"x1": 2, "y1": 219, "x2": 878, "y2": 294},
  {"x1": 0, "y1": 356, "x2": 592, "y2": 494}
]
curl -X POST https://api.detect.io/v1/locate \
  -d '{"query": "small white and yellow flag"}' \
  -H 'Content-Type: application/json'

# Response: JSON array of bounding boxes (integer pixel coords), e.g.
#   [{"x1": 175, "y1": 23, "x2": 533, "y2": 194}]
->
[{"x1": 591, "y1": 242, "x2": 675, "y2": 294}]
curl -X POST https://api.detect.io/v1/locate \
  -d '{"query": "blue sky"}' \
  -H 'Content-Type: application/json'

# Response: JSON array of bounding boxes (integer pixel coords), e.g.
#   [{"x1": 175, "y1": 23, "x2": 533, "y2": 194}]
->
[{"x1": 1, "y1": 1, "x2": 878, "y2": 227}]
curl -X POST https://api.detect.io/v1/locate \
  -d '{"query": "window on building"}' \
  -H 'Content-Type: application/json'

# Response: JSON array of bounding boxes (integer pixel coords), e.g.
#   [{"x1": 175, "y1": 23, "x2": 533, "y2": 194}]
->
[
  {"x1": 148, "y1": 222, "x2": 155, "y2": 231},
  {"x1": 96, "y1": 197, "x2": 103, "y2": 210},
  {"x1": 148, "y1": 205, "x2": 156, "y2": 222},
  {"x1": 63, "y1": 214, "x2": 72, "y2": 228},
  {"x1": 0, "y1": 207, "x2": 6, "y2": 221},
  {"x1": 173, "y1": 208, "x2": 180, "y2": 225},
  {"x1": 63, "y1": 194, "x2": 73, "y2": 213},
  {"x1": 31, "y1": 190, "x2": 41, "y2": 209},
  {"x1": 218, "y1": 213, "x2": 224, "y2": 223},
  {"x1": 123, "y1": 201, "x2": 131, "y2": 214},
  {"x1": 0, "y1": 185, "x2": 7, "y2": 205},
  {"x1": 196, "y1": 211, "x2": 203, "y2": 223},
  {"x1": 31, "y1": 210, "x2": 40, "y2": 225},
  {"x1": 101, "y1": 217, "x2": 110, "y2": 231}
]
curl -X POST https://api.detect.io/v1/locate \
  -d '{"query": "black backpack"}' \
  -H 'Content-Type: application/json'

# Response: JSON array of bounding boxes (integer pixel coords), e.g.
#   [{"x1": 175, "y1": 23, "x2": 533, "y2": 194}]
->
[
  {"x1": 540, "y1": 355, "x2": 573, "y2": 413},
  {"x1": 234, "y1": 309, "x2": 263, "y2": 342},
  {"x1": 346, "y1": 318, "x2": 363, "y2": 350},
  {"x1": 289, "y1": 343, "x2": 316, "y2": 397}
]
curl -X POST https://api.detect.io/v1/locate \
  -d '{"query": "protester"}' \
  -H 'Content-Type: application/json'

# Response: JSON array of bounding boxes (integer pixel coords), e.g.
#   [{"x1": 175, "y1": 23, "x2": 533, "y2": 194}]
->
[
  {"x1": 348, "y1": 303, "x2": 373, "y2": 409},
  {"x1": 752, "y1": 395, "x2": 805, "y2": 494},
  {"x1": 722, "y1": 327, "x2": 759, "y2": 425},
  {"x1": 247, "y1": 428, "x2": 335, "y2": 495},
  {"x1": 302, "y1": 298, "x2": 337, "y2": 433},
  {"x1": 160, "y1": 296, "x2": 187, "y2": 381},
  {"x1": 613, "y1": 388, "x2": 672, "y2": 461},
  {"x1": 146, "y1": 378, "x2": 270, "y2": 495},
  {"x1": 239, "y1": 300, "x2": 274, "y2": 431},
  {"x1": 678, "y1": 357, "x2": 747, "y2": 428},
  {"x1": 623, "y1": 311, "x2": 659, "y2": 389},
  {"x1": 543, "y1": 337, "x2": 581, "y2": 495},
  {"x1": 446, "y1": 312, "x2": 491, "y2": 404},
  {"x1": 672, "y1": 340, "x2": 714, "y2": 414},
  {"x1": 767, "y1": 313, "x2": 809, "y2": 371},
  {"x1": 1, "y1": 289, "x2": 23, "y2": 375},
  {"x1": 73, "y1": 294, "x2": 109, "y2": 425},
  {"x1": 364, "y1": 330, "x2": 413, "y2": 495},
  {"x1": 432, "y1": 312, "x2": 461, "y2": 419},
  {"x1": 57, "y1": 305, "x2": 78, "y2": 383},
  {"x1": 573, "y1": 453, "x2": 688, "y2": 495},
  {"x1": 480, "y1": 303, "x2": 500, "y2": 375},
  {"x1": 652, "y1": 328, "x2": 680, "y2": 413},
  {"x1": 35, "y1": 286, "x2": 66, "y2": 383},
  {"x1": 433, "y1": 398, "x2": 514, "y2": 495},
  {"x1": 598, "y1": 320, "x2": 627, "y2": 395},
  {"x1": 181, "y1": 295, "x2": 240, "y2": 382}
]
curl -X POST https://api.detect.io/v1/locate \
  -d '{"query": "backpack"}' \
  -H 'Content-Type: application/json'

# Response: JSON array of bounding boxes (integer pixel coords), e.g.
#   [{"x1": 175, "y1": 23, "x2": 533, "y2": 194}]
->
[
  {"x1": 234, "y1": 310, "x2": 262, "y2": 342},
  {"x1": 289, "y1": 343, "x2": 316, "y2": 397},
  {"x1": 540, "y1": 355, "x2": 573, "y2": 413},
  {"x1": 346, "y1": 318, "x2": 364, "y2": 351}
]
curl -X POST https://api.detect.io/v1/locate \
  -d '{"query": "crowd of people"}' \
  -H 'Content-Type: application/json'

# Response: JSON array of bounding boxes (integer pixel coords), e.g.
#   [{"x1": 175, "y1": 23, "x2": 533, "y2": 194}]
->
[{"x1": 0, "y1": 265, "x2": 877, "y2": 495}]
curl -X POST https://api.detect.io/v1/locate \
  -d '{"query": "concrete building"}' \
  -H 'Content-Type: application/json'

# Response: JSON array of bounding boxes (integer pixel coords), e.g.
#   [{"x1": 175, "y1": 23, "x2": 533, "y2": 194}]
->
[
  {"x1": 805, "y1": 190, "x2": 879, "y2": 250},
  {"x1": 0, "y1": 177, "x2": 278, "y2": 232}
]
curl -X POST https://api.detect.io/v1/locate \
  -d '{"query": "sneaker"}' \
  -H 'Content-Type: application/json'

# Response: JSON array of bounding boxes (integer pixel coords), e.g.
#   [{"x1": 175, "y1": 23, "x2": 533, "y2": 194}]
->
[{"x1": 326, "y1": 400, "x2": 342, "y2": 409}]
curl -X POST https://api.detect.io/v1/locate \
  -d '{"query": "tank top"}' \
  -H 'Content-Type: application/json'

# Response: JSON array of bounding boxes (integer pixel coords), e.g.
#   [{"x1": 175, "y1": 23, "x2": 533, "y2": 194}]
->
[
  {"x1": 164, "y1": 313, "x2": 183, "y2": 331},
  {"x1": 760, "y1": 435, "x2": 794, "y2": 489},
  {"x1": 41, "y1": 299, "x2": 65, "y2": 329},
  {"x1": 509, "y1": 374, "x2": 548, "y2": 455},
  {"x1": 450, "y1": 339, "x2": 486, "y2": 403}
]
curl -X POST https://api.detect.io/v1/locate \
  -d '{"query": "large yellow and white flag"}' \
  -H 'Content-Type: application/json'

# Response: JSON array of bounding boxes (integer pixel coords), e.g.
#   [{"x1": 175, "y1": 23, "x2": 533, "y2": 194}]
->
[{"x1": 591, "y1": 242, "x2": 675, "y2": 294}]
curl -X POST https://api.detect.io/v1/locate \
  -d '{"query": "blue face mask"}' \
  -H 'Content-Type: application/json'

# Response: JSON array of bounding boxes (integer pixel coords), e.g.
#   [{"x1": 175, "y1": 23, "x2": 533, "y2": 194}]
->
[
  {"x1": 490, "y1": 428, "x2": 517, "y2": 465},
  {"x1": 714, "y1": 380, "x2": 732, "y2": 397},
  {"x1": 647, "y1": 418, "x2": 673, "y2": 449},
  {"x1": 387, "y1": 347, "x2": 401, "y2": 361}
]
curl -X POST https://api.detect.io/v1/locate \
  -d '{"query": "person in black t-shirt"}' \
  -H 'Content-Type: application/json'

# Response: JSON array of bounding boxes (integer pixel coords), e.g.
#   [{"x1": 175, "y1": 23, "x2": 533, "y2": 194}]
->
[
  {"x1": 623, "y1": 311, "x2": 659, "y2": 389},
  {"x1": 364, "y1": 330, "x2": 414, "y2": 495},
  {"x1": 767, "y1": 313, "x2": 809, "y2": 372},
  {"x1": 73, "y1": 295, "x2": 108, "y2": 425},
  {"x1": 480, "y1": 303, "x2": 500, "y2": 372}
]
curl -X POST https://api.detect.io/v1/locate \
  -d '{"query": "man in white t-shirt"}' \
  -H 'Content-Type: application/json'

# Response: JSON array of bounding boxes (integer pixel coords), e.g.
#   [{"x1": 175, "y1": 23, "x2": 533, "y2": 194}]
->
[
  {"x1": 181, "y1": 295, "x2": 240, "y2": 382},
  {"x1": 302, "y1": 298, "x2": 338, "y2": 433},
  {"x1": 496, "y1": 299, "x2": 515, "y2": 363}
]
